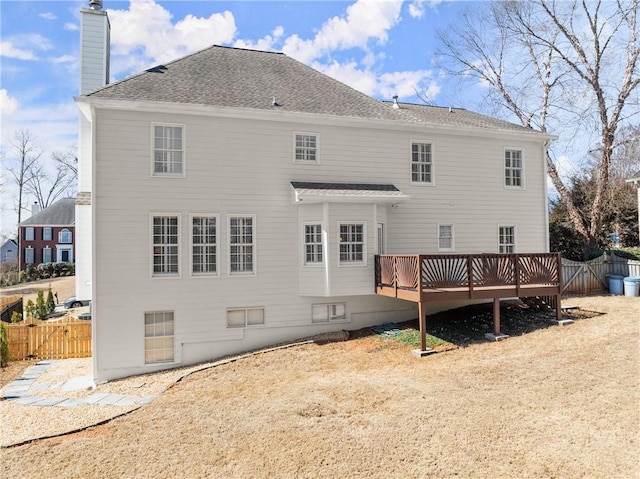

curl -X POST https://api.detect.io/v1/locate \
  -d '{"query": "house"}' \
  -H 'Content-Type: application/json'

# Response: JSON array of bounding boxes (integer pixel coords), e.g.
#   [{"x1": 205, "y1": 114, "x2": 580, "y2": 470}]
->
[
  {"x1": 75, "y1": 2, "x2": 556, "y2": 382},
  {"x1": 0, "y1": 239, "x2": 18, "y2": 266},
  {"x1": 18, "y1": 198, "x2": 76, "y2": 271}
]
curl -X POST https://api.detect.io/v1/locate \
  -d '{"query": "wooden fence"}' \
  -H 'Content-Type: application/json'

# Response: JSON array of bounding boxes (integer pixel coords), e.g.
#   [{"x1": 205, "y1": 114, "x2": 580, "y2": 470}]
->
[
  {"x1": 561, "y1": 252, "x2": 640, "y2": 295},
  {"x1": 5, "y1": 316, "x2": 92, "y2": 361}
]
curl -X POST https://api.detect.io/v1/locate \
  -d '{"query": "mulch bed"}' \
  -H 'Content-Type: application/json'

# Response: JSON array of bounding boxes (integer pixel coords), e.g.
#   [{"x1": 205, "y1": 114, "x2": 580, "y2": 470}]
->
[{"x1": 351, "y1": 299, "x2": 602, "y2": 348}]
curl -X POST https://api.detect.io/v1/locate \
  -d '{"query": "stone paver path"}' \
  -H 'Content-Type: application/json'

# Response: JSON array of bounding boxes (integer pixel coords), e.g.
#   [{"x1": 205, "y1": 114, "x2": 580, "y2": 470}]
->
[{"x1": 2, "y1": 361, "x2": 158, "y2": 407}]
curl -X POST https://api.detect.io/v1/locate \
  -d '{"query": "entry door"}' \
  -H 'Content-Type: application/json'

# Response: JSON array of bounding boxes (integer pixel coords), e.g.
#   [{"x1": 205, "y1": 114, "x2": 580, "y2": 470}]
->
[{"x1": 377, "y1": 223, "x2": 385, "y2": 254}]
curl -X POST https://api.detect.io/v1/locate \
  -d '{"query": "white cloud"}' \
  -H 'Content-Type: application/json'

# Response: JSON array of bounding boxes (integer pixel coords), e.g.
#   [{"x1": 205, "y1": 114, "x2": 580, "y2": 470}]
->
[
  {"x1": 39, "y1": 12, "x2": 57, "y2": 20},
  {"x1": 52, "y1": 55, "x2": 75, "y2": 65},
  {"x1": 233, "y1": 26, "x2": 284, "y2": 52},
  {"x1": 314, "y1": 61, "x2": 437, "y2": 101},
  {"x1": 0, "y1": 89, "x2": 19, "y2": 115},
  {"x1": 107, "y1": 0, "x2": 237, "y2": 75},
  {"x1": 282, "y1": 0, "x2": 403, "y2": 63},
  {"x1": 64, "y1": 22, "x2": 79, "y2": 32},
  {"x1": 408, "y1": 0, "x2": 443, "y2": 19},
  {"x1": 1, "y1": 34, "x2": 52, "y2": 61},
  {"x1": 408, "y1": 1, "x2": 426, "y2": 18}
]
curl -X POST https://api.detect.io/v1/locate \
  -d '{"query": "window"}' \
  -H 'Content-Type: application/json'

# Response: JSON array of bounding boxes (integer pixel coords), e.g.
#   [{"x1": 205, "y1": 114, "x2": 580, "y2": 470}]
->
[
  {"x1": 295, "y1": 133, "x2": 318, "y2": 163},
  {"x1": 499, "y1": 226, "x2": 516, "y2": 253},
  {"x1": 227, "y1": 307, "x2": 264, "y2": 328},
  {"x1": 59, "y1": 229, "x2": 72, "y2": 244},
  {"x1": 152, "y1": 216, "x2": 179, "y2": 276},
  {"x1": 192, "y1": 216, "x2": 217, "y2": 275},
  {"x1": 312, "y1": 303, "x2": 346, "y2": 323},
  {"x1": 505, "y1": 149, "x2": 523, "y2": 187},
  {"x1": 229, "y1": 216, "x2": 255, "y2": 275},
  {"x1": 153, "y1": 124, "x2": 184, "y2": 176},
  {"x1": 303, "y1": 224, "x2": 323, "y2": 265},
  {"x1": 339, "y1": 223, "x2": 365, "y2": 264},
  {"x1": 25, "y1": 248, "x2": 34, "y2": 264},
  {"x1": 43, "y1": 228, "x2": 52, "y2": 241},
  {"x1": 411, "y1": 142, "x2": 433, "y2": 184},
  {"x1": 25, "y1": 228, "x2": 34, "y2": 241},
  {"x1": 144, "y1": 311, "x2": 174, "y2": 363},
  {"x1": 438, "y1": 224, "x2": 454, "y2": 251},
  {"x1": 42, "y1": 247, "x2": 52, "y2": 263}
]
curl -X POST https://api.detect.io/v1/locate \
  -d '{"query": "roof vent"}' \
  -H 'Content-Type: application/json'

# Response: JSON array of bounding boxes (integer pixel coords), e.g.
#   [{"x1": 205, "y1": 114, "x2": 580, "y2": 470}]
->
[
  {"x1": 89, "y1": 0, "x2": 103, "y2": 10},
  {"x1": 448, "y1": 106, "x2": 453, "y2": 113},
  {"x1": 392, "y1": 95, "x2": 400, "y2": 109},
  {"x1": 271, "y1": 97, "x2": 279, "y2": 107}
]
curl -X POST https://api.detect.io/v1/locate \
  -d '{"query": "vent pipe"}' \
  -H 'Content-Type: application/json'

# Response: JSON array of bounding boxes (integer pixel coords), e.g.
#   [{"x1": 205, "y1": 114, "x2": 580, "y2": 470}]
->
[
  {"x1": 89, "y1": 0, "x2": 103, "y2": 10},
  {"x1": 392, "y1": 95, "x2": 400, "y2": 109}
]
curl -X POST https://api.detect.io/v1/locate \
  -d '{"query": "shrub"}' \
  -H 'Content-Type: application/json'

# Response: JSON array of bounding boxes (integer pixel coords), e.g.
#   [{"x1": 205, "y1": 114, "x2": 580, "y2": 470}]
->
[
  {"x1": 24, "y1": 264, "x2": 37, "y2": 282},
  {"x1": 47, "y1": 288, "x2": 56, "y2": 314},
  {"x1": 25, "y1": 299, "x2": 35, "y2": 319},
  {"x1": 35, "y1": 290, "x2": 48, "y2": 320},
  {"x1": 11, "y1": 311, "x2": 22, "y2": 323},
  {"x1": 0, "y1": 322, "x2": 9, "y2": 367}
]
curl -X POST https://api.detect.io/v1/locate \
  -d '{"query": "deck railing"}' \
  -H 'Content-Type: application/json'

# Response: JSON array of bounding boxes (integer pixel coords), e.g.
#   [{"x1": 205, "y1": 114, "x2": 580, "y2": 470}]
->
[{"x1": 375, "y1": 253, "x2": 562, "y2": 302}]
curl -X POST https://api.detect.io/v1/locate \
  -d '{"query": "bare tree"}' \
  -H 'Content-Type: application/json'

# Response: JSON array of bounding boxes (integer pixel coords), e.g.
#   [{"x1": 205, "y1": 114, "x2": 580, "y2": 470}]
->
[
  {"x1": 25, "y1": 160, "x2": 76, "y2": 209},
  {"x1": 437, "y1": 0, "x2": 639, "y2": 256},
  {"x1": 52, "y1": 147, "x2": 78, "y2": 180},
  {"x1": 6, "y1": 131, "x2": 78, "y2": 224},
  {"x1": 6, "y1": 130, "x2": 41, "y2": 225}
]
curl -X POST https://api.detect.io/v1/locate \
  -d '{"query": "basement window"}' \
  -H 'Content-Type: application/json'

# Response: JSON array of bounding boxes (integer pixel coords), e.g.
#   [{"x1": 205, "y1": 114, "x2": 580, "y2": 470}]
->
[{"x1": 312, "y1": 303, "x2": 346, "y2": 323}]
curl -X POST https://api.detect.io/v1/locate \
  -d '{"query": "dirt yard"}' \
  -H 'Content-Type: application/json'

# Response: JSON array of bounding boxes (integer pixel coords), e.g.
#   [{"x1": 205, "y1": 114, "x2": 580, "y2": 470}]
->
[
  {"x1": 1, "y1": 275, "x2": 76, "y2": 306},
  {"x1": 1, "y1": 295, "x2": 638, "y2": 478}
]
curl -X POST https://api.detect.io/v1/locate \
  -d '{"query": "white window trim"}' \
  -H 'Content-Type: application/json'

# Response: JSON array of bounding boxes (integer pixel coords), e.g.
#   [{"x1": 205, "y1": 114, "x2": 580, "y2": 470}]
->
[
  {"x1": 410, "y1": 139, "x2": 435, "y2": 186},
  {"x1": 42, "y1": 246, "x2": 52, "y2": 263},
  {"x1": 151, "y1": 122, "x2": 186, "y2": 178},
  {"x1": 143, "y1": 311, "x2": 177, "y2": 365},
  {"x1": 438, "y1": 224, "x2": 455, "y2": 252},
  {"x1": 150, "y1": 213, "x2": 181, "y2": 279},
  {"x1": 226, "y1": 307, "x2": 265, "y2": 328},
  {"x1": 25, "y1": 247, "x2": 35, "y2": 264},
  {"x1": 504, "y1": 147, "x2": 525, "y2": 189},
  {"x1": 190, "y1": 213, "x2": 219, "y2": 278},
  {"x1": 227, "y1": 214, "x2": 257, "y2": 276},
  {"x1": 498, "y1": 224, "x2": 517, "y2": 253},
  {"x1": 302, "y1": 222, "x2": 324, "y2": 267},
  {"x1": 311, "y1": 303, "x2": 348, "y2": 323},
  {"x1": 338, "y1": 221, "x2": 367, "y2": 267},
  {"x1": 58, "y1": 229, "x2": 72, "y2": 244},
  {"x1": 25, "y1": 227, "x2": 35, "y2": 242},
  {"x1": 55, "y1": 245, "x2": 73, "y2": 263},
  {"x1": 293, "y1": 131, "x2": 319, "y2": 164},
  {"x1": 43, "y1": 227, "x2": 53, "y2": 241}
]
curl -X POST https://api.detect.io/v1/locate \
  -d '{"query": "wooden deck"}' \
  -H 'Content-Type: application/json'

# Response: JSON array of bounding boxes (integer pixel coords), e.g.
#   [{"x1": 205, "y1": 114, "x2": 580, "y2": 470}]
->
[{"x1": 374, "y1": 253, "x2": 563, "y2": 353}]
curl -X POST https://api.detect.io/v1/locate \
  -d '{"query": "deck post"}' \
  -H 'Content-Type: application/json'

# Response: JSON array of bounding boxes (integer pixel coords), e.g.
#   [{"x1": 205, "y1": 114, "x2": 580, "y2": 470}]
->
[
  {"x1": 484, "y1": 298, "x2": 509, "y2": 342},
  {"x1": 412, "y1": 301, "x2": 435, "y2": 357},
  {"x1": 419, "y1": 301, "x2": 426, "y2": 351}
]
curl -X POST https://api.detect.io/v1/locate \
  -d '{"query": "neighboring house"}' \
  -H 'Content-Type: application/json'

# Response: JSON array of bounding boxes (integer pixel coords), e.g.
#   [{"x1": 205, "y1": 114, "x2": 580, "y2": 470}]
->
[
  {"x1": 18, "y1": 198, "x2": 76, "y2": 271},
  {"x1": 0, "y1": 239, "x2": 18, "y2": 266},
  {"x1": 75, "y1": 3, "x2": 555, "y2": 382}
]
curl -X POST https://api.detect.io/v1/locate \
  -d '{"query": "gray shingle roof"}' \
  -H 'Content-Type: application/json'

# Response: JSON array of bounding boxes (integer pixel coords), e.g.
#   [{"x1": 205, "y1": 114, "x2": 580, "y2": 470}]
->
[
  {"x1": 20, "y1": 198, "x2": 76, "y2": 226},
  {"x1": 89, "y1": 45, "x2": 406, "y2": 121},
  {"x1": 390, "y1": 102, "x2": 536, "y2": 133},
  {"x1": 87, "y1": 45, "x2": 544, "y2": 134},
  {"x1": 291, "y1": 181, "x2": 409, "y2": 203}
]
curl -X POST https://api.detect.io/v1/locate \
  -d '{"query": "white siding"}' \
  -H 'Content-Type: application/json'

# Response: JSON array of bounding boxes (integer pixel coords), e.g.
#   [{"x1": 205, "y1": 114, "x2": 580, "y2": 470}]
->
[{"x1": 91, "y1": 107, "x2": 550, "y2": 381}]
